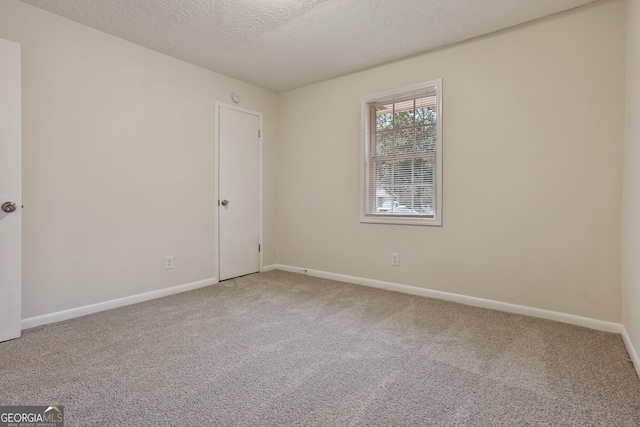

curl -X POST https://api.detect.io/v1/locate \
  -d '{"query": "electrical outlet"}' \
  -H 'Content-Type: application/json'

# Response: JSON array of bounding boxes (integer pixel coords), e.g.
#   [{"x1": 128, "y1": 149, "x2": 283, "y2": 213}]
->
[
  {"x1": 391, "y1": 253, "x2": 400, "y2": 266},
  {"x1": 165, "y1": 256, "x2": 174, "y2": 270}
]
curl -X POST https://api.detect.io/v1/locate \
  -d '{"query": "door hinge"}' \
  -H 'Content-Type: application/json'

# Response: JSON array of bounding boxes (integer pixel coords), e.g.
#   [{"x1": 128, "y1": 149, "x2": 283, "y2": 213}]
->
[
  {"x1": 258, "y1": 129, "x2": 261, "y2": 138},
  {"x1": 258, "y1": 244, "x2": 261, "y2": 252}
]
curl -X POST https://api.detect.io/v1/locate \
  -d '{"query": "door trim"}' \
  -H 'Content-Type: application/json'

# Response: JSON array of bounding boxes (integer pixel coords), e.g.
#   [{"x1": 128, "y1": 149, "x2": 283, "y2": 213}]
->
[{"x1": 214, "y1": 102, "x2": 263, "y2": 281}]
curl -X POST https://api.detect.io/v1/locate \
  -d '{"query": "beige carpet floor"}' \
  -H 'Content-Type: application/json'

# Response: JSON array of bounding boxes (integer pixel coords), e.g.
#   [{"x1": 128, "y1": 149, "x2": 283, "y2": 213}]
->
[{"x1": 1, "y1": 270, "x2": 639, "y2": 426}]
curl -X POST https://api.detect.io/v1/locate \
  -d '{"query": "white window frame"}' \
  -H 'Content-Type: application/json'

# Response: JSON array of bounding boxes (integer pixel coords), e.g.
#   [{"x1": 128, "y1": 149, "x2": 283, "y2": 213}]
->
[{"x1": 360, "y1": 79, "x2": 443, "y2": 226}]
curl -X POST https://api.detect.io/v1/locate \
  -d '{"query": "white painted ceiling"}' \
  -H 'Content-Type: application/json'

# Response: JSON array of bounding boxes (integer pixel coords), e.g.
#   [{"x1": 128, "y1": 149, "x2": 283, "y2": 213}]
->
[{"x1": 20, "y1": 0, "x2": 598, "y2": 93}]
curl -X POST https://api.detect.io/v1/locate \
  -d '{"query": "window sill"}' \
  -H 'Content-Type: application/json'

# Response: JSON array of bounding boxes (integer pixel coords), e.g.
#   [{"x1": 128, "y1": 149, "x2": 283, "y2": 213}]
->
[{"x1": 360, "y1": 215, "x2": 442, "y2": 226}]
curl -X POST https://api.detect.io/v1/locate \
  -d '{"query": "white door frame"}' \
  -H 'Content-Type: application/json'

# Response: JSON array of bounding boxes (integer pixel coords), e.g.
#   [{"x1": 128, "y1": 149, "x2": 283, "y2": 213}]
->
[{"x1": 214, "y1": 102, "x2": 263, "y2": 281}]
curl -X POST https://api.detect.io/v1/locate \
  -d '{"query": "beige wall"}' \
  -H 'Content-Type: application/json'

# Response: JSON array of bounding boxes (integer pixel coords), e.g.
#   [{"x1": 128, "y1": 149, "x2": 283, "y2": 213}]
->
[
  {"x1": 622, "y1": 0, "x2": 640, "y2": 360},
  {"x1": 276, "y1": 0, "x2": 626, "y2": 321},
  {"x1": 0, "y1": 0, "x2": 278, "y2": 319}
]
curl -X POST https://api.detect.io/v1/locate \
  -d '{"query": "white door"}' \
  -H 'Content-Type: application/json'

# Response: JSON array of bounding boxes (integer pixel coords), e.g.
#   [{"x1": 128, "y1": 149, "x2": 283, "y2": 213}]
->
[
  {"x1": 0, "y1": 38, "x2": 22, "y2": 342},
  {"x1": 218, "y1": 105, "x2": 261, "y2": 281}
]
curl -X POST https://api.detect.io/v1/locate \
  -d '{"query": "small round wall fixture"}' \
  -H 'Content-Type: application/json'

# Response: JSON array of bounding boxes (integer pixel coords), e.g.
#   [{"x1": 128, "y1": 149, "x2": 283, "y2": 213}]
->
[{"x1": 231, "y1": 93, "x2": 240, "y2": 103}]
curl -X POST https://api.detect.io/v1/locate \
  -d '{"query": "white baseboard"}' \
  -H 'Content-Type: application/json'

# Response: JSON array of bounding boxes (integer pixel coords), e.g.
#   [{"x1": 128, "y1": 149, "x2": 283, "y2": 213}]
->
[
  {"x1": 272, "y1": 264, "x2": 622, "y2": 334},
  {"x1": 262, "y1": 264, "x2": 278, "y2": 272},
  {"x1": 621, "y1": 326, "x2": 640, "y2": 378},
  {"x1": 21, "y1": 277, "x2": 218, "y2": 330}
]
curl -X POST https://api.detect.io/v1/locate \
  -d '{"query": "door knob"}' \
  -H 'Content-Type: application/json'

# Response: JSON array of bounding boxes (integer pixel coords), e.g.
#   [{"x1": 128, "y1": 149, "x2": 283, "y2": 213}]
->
[
  {"x1": 221, "y1": 200, "x2": 229, "y2": 207},
  {"x1": 1, "y1": 202, "x2": 17, "y2": 213}
]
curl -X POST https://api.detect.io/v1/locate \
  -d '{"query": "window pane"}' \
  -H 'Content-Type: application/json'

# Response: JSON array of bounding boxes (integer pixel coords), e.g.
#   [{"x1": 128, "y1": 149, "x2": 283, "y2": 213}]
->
[
  {"x1": 374, "y1": 159, "x2": 435, "y2": 215},
  {"x1": 394, "y1": 100, "x2": 414, "y2": 128},
  {"x1": 375, "y1": 160, "x2": 392, "y2": 189},
  {"x1": 375, "y1": 104, "x2": 393, "y2": 131},
  {"x1": 391, "y1": 160, "x2": 412, "y2": 211},
  {"x1": 415, "y1": 96, "x2": 436, "y2": 124},
  {"x1": 392, "y1": 185, "x2": 413, "y2": 212},
  {"x1": 374, "y1": 160, "x2": 395, "y2": 212},
  {"x1": 394, "y1": 128, "x2": 415, "y2": 155},
  {"x1": 416, "y1": 125, "x2": 436, "y2": 153},
  {"x1": 414, "y1": 157, "x2": 434, "y2": 185},
  {"x1": 394, "y1": 160, "x2": 413, "y2": 186},
  {"x1": 414, "y1": 186, "x2": 435, "y2": 216},
  {"x1": 375, "y1": 131, "x2": 393, "y2": 156}
]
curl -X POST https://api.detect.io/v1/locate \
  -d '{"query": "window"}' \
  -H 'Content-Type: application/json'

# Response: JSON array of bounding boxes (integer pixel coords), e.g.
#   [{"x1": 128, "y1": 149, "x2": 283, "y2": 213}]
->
[{"x1": 361, "y1": 79, "x2": 442, "y2": 226}]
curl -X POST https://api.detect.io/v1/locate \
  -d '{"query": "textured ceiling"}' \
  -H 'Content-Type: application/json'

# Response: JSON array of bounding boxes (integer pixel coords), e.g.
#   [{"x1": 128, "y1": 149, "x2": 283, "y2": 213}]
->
[{"x1": 20, "y1": 0, "x2": 598, "y2": 92}]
